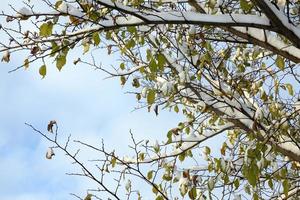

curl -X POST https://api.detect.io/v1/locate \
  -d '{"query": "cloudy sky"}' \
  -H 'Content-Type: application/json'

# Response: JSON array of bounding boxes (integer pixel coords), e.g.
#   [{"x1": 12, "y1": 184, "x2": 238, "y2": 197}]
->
[{"x1": 0, "y1": 1, "x2": 182, "y2": 199}]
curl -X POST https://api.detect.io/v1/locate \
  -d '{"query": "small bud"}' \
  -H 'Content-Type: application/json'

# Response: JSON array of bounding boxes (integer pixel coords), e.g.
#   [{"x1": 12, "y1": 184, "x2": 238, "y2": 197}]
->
[{"x1": 73, "y1": 58, "x2": 81, "y2": 65}]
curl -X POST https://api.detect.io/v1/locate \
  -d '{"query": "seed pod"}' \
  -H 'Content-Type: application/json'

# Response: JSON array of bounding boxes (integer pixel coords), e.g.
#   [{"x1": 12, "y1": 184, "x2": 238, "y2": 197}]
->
[{"x1": 46, "y1": 147, "x2": 55, "y2": 159}]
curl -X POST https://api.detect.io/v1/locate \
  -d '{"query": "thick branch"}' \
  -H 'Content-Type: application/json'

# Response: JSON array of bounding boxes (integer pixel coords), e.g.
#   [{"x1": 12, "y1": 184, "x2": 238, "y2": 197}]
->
[
  {"x1": 251, "y1": 0, "x2": 300, "y2": 48},
  {"x1": 225, "y1": 27, "x2": 300, "y2": 63},
  {"x1": 188, "y1": 0, "x2": 300, "y2": 63}
]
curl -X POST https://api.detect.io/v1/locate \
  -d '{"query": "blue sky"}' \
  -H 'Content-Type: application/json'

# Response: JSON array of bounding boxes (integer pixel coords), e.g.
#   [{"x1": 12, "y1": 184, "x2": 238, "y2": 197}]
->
[
  {"x1": 0, "y1": 61, "x2": 181, "y2": 199},
  {"x1": 0, "y1": 1, "x2": 182, "y2": 199}
]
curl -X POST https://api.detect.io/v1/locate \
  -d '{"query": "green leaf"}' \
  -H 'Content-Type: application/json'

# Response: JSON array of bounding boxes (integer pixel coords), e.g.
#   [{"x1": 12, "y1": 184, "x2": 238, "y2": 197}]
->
[
  {"x1": 185, "y1": 126, "x2": 190, "y2": 134},
  {"x1": 167, "y1": 131, "x2": 172, "y2": 143},
  {"x1": 120, "y1": 63, "x2": 125, "y2": 70},
  {"x1": 174, "y1": 105, "x2": 179, "y2": 113},
  {"x1": 248, "y1": 162, "x2": 259, "y2": 187},
  {"x1": 92, "y1": 32, "x2": 101, "y2": 46},
  {"x1": 240, "y1": 0, "x2": 252, "y2": 12},
  {"x1": 157, "y1": 53, "x2": 165, "y2": 70},
  {"x1": 207, "y1": 177, "x2": 215, "y2": 191},
  {"x1": 147, "y1": 170, "x2": 153, "y2": 180},
  {"x1": 276, "y1": 56, "x2": 285, "y2": 70},
  {"x1": 268, "y1": 179, "x2": 274, "y2": 190},
  {"x1": 234, "y1": 178, "x2": 240, "y2": 189},
  {"x1": 138, "y1": 152, "x2": 145, "y2": 161},
  {"x1": 223, "y1": 174, "x2": 229, "y2": 184},
  {"x1": 111, "y1": 157, "x2": 116, "y2": 168},
  {"x1": 280, "y1": 167, "x2": 287, "y2": 178},
  {"x1": 178, "y1": 153, "x2": 186, "y2": 162},
  {"x1": 56, "y1": 54, "x2": 66, "y2": 71},
  {"x1": 283, "y1": 179, "x2": 290, "y2": 197},
  {"x1": 155, "y1": 195, "x2": 163, "y2": 200},
  {"x1": 204, "y1": 146, "x2": 211, "y2": 155},
  {"x1": 162, "y1": 174, "x2": 172, "y2": 181},
  {"x1": 149, "y1": 59, "x2": 157, "y2": 73},
  {"x1": 261, "y1": 90, "x2": 268, "y2": 102},
  {"x1": 39, "y1": 21, "x2": 53, "y2": 37},
  {"x1": 188, "y1": 187, "x2": 197, "y2": 199},
  {"x1": 285, "y1": 83, "x2": 294, "y2": 96},
  {"x1": 84, "y1": 194, "x2": 92, "y2": 200},
  {"x1": 146, "y1": 49, "x2": 152, "y2": 61},
  {"x1": 50, "y1": 42, "x2": 59, "y2": 57},
  {"x1": 125, "y1": 39, "x2": 136, "y2": 49},
  {"x1": 152, "y1": 185, "x2": 158, "y2": 195},
  {"x1": 39, "y1": 64, "x2": 47, "y2": 78},
  {"x1": 127, "y1": 26, "x2": 136, "y2": 34},
  {"x1": 106, "y1": 31, "x2": 112, "y2": 40},
  {"x1": 253, "y1": 193, "x2": 259, "y2": 200},
  {"x1": 24, "y1": 59, "x2": 29, "y2": 69},
  {"x1": 147, "y1": 90, "x2": 156, "y2": 105},
  {"x1": 137, "y1": 192, "x2": 142, "y2": 200}
]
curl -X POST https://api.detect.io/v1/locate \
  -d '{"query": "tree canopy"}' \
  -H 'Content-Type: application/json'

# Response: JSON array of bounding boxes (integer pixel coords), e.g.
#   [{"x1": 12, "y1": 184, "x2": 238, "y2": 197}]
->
[{"x1": 1, "y1": 0, "x2": 300, "y2": 199}]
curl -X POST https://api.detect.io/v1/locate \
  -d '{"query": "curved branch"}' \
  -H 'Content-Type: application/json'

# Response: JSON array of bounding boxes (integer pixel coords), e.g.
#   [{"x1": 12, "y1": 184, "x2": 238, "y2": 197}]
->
[{"x1": 251, "y1": 0, "x2": 300, "y2": 48}]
